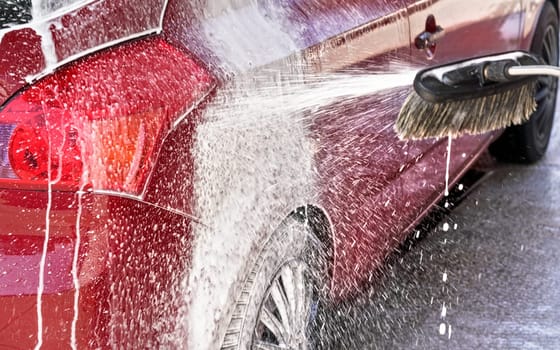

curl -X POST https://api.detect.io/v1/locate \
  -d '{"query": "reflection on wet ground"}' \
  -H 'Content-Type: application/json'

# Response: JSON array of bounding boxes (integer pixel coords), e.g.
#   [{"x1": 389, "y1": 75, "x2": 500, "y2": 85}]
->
[{"x1": 324, "y1": 125, "x2": 560, "y2": 349}]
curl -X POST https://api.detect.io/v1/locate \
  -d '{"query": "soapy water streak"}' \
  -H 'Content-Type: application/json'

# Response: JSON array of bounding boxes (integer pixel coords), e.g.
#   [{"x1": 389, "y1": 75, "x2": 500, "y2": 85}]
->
[
  {"x1": 71, "y1": 193, "x2": 81, "y2": 350},
  {"x1": 71, "y1": 179, "x2": 88, "y2": 350},
  {"x1": 441, "y1": 135, "x2": 453, "y2": 337},
  {"x1": 445, "y1": 135, "x2": 453, "y2": 197},
  {"x1": 208, "y1": 71, "x2": 417, "y2": 130},
  {"x1": 35, "y1": 112, "x2": 66, "y2": 350}
]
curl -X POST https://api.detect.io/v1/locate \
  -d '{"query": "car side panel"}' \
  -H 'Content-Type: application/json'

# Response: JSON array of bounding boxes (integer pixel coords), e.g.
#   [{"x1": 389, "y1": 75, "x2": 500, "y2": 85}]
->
[
  {"x1": 173, "y1": 0, "x2": 419, "y2": 299},
  {"x1": 404, "y1": 0, "x2": 524, "y2": 167},
  {"x1": 161, "y1": 0, "x2": 417, "y2": 346},
  {"x1": 290, "y1": 0, "x2": 519, "y2": 296},
  {"x1": 395, "y1": 0, "x2": 525, "y2": 265},
  {"x1": 406, "y1": 0, "x2": 523, "y2": 64}
]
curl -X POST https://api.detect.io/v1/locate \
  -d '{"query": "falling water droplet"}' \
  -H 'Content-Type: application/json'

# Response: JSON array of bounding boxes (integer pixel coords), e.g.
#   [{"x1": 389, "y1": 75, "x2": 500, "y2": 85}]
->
[
  {"x1": 439, "y1": 323, "x2": 446, "y2": 335},
  {"x1": 444, "y1": 135, "x2": 452, "y2": 196}
]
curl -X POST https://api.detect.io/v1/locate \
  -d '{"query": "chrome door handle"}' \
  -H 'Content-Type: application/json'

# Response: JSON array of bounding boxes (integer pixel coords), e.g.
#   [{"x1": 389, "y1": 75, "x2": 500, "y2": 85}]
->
[
  {"x1": 415, "y1": 15, "x2": 445, "y2": 59},
  {"x1": 415, "y1": 25, "x2": 445, "y2": 50}
]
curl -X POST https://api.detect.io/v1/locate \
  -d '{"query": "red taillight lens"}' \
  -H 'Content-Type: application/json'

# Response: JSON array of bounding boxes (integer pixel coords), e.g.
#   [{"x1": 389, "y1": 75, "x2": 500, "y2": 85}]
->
[
  {"x1": 0, "y1": 38, "x2": 214, "y2": 193},
  {"x1": 7, "y1": 106, "x2": 82, "y2": 183},
  {"x1": 9, "y1": 122, "x2": 53, "y2": 181}
]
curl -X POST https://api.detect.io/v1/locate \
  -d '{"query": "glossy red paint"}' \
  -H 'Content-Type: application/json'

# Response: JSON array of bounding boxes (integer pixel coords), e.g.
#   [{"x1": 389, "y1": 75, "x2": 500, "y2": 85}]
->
[
  {"x1": 273, "y1": 0, "x2": 525, "y2": 296},
  {"x1": 1, "y1": 26, "x2": 213, "y2": 348},
  {"x1": 0, "y1": 0, "x2": 551, "y2": 348},
  {"x1": 0, "y1": 189, "x2": 192, "y2": 348}
]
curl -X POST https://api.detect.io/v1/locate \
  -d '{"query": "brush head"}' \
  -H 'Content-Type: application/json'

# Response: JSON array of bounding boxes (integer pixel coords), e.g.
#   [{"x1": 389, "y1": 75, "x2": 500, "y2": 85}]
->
[
  {"x1": 395, "y1": 82, "x2": 537, "y2": 140},
  {"x1": 394, "y1": 51, "x2": 541, "y2": 140}
]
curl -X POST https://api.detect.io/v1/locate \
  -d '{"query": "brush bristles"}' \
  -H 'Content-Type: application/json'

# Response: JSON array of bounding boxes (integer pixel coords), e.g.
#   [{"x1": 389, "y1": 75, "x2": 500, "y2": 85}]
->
[{"x1": 395, "y1": 82, "x2": 537, "y2": 140}]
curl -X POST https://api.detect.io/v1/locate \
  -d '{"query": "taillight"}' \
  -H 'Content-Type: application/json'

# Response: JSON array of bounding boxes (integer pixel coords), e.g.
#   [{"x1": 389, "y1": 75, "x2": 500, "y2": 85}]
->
[{"x1": 0, "y1": 38, "x2": 214, "y2": 194}]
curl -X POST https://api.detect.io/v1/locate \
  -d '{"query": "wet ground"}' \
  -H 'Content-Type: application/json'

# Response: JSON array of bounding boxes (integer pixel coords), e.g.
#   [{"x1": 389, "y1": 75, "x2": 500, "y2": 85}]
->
[{"x1": 324, "y1": 125, "x2": 560, "y2": 349}]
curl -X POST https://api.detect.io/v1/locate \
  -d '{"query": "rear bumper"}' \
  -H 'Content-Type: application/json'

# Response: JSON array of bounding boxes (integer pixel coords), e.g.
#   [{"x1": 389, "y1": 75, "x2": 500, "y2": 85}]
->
[{"x1": 0, "y1": 188, "x2": 193, "y2": 348}]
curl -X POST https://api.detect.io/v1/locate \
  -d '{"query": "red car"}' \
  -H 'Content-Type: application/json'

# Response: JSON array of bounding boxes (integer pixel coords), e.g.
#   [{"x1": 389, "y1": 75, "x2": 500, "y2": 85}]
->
[{"x1": 0, "y1": 0, "x2": 557, "y2": 348}]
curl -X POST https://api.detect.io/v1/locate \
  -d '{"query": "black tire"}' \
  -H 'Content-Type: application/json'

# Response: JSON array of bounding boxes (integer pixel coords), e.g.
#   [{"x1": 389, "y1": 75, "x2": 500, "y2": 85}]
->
[
  {"x1": 490, "y1": 1, "x2": 559, "y2": 163},
  {"x1": 220, "y1": 212, "x2": 329, "y2": 350}
]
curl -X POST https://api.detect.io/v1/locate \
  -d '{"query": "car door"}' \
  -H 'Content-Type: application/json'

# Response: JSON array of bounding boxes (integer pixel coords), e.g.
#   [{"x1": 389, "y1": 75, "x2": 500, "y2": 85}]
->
[
  {"x1": 275, "y1": 0, "x2": 423, "y2": 297},
  {"x1": 398, "y1": 0, "x2": 524, "y2": 235},
  {"x1": 300, "y1": 0, "x2": 523, "y2": 296},
  {"x1": 406, "y1": 0, "x2": 523, "y2": 64}
]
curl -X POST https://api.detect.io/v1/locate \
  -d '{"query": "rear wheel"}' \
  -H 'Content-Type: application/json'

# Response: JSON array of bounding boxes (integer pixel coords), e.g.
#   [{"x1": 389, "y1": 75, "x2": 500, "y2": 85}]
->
[
  {"x1": 220, "y1": 212, "x2": 329, "y2": 350},
  {"x1": 490, "y1": 1, "x2": 559, "y2": 163},
  {"x1": 252, "y1": 260, "x2": 317, "y2": 349}
]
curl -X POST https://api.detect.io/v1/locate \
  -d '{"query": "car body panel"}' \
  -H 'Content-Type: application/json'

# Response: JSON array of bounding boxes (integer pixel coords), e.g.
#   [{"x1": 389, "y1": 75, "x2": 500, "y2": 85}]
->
[
  {"x1": 293, "y1": 0, "x2": 524, "y2": 296},
  {"x1": 162, "y1": 0, "x2": 535, "y2": 346},
  {"x1": 162, "y1": 1, "x2": 414, "y2": 347},
  {"x1": 406, "y1": 0, "x2": 523, "y2": 63},
  {"x1": 0, "y1": 189, "x2": 192, "y2": 348},
  {"x1": 0, "y1": 0, "x2": 549, "y2": 348}
]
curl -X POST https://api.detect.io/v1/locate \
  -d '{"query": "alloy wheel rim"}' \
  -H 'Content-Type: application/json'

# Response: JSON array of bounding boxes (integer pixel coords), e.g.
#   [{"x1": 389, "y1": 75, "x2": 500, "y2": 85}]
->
[{"x1": 252, "y1": 261, "x2": 316, "y2": 350}]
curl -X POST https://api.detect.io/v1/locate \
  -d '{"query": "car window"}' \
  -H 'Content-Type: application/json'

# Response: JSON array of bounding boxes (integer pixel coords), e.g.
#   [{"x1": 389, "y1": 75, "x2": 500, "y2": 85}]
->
[{"x1": 0, "y1": 0, "x2": 32, "y2": 28}]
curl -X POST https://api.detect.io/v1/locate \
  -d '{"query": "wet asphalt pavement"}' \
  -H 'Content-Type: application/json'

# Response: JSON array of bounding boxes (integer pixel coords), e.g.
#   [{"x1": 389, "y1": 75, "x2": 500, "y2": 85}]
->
[{"x1": 324, "y1": 126, "x2": 560, "y2": 349}]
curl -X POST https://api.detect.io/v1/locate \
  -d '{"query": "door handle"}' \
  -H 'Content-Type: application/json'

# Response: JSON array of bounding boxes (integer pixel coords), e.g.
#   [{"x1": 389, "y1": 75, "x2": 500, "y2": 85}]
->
[
  {"x1": 415, "y1": 27, "x2": 445, "y2": 49},
  {"x1": 415, "y1": 15, "x2": 445, "y2": 59}
]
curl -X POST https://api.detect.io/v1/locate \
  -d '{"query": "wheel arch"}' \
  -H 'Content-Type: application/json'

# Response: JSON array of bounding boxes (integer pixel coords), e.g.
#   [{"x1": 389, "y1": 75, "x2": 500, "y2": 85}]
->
[{"x1": 292, "y1": 204, "x2": 335, "y2": 282}]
